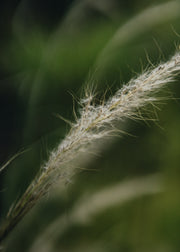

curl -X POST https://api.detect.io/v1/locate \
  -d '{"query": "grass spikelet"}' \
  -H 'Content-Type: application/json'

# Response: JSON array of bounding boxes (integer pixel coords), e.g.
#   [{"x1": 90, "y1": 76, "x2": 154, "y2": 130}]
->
[{"x1": 0, "y1": 51, "x2": 180, "y2": 242}]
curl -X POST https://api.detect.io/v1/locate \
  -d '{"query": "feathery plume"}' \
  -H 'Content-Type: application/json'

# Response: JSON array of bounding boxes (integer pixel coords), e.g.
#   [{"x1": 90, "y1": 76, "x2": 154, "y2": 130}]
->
[
  {"x1": 0, "y1": 51, "x2": 180, "y2": 242},
  {"x1": 30, "y1": 173, "x2": 162, "y2": 252}
]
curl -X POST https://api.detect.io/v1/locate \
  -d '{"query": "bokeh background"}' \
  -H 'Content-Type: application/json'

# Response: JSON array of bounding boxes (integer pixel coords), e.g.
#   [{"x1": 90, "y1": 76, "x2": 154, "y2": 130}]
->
[{"x1": 0, "y1": 0, "x2": 180, "y2": 251}]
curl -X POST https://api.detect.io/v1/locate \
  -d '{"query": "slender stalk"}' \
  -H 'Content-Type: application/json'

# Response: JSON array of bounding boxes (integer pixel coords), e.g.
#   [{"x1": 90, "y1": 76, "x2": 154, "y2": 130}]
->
[{"x1": 95, "y1": 1, "x2": 180, "y2": 70}]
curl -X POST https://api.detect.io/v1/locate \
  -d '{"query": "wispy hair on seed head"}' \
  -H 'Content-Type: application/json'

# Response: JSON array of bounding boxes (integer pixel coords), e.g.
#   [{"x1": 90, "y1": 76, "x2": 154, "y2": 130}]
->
[{"x1": 0, "y1": 50, "x2": 180, "y2": 243}]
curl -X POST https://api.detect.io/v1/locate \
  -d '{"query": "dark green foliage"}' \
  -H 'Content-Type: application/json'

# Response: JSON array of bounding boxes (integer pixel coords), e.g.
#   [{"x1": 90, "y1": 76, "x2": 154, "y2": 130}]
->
[{"x1": 0, "y1": 0, "x2": 180, "y2": 251}]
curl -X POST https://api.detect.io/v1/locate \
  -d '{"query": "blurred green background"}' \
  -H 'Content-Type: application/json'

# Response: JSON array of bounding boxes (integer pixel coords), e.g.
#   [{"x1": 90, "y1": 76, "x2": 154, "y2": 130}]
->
[{"x1": 0, "y1": 0, "x2": 180, "y2": 251}]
